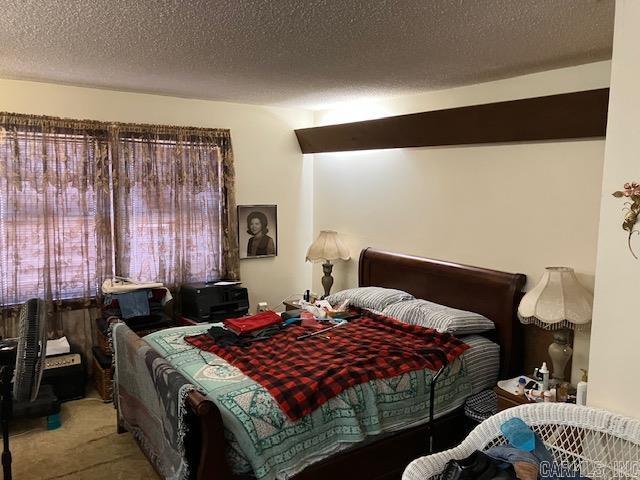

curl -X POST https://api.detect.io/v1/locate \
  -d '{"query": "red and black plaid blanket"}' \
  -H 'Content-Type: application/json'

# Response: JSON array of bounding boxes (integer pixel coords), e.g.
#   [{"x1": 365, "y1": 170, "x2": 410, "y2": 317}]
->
[{"x1": 184, "y1": 312, "x2": 469, "y2": 420}]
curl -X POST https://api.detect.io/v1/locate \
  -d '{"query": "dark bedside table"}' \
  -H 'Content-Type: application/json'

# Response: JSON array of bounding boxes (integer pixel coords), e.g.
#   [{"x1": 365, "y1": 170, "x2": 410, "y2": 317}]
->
[
  {"x1": 493, "y1": 385, "x2": 535, "y2": 412},
  {"x1": 176, "y1": 315, "x2": 205, "y2": 326}
]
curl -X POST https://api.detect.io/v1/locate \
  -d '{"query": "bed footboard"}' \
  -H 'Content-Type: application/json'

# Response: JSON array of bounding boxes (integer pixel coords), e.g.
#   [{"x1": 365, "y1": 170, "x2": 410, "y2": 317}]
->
[
  {"x1": 113, "y1": 323, "x2": 236, "y2": 480},
  {"x1": 185, "y1": 390, "x2": 235, "y2": 480},
  {"x1": 115, "y1": 389, "x2": 234, "y2": 480}
]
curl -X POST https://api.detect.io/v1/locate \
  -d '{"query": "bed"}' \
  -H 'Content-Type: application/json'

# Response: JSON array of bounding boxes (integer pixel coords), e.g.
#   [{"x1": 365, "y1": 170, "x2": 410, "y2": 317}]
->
[{"x1": 114, "y1": 248, "x2": 525, "y2": 480}]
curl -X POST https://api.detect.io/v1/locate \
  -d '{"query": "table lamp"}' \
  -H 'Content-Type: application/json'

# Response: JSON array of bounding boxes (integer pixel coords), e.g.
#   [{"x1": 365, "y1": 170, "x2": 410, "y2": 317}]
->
[
  {"x1": 305, "y1": 231, "x2": 350, "y2": 298},
  {"x1": 517, "y1": 267, "x2": 592, "y2": 382}
]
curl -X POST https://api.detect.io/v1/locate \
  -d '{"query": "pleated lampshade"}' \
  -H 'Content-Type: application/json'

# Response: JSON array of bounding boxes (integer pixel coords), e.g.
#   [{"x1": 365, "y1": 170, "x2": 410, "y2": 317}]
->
[
  {"x1": 518, "y1": 267, "x2": 593, "y2": 330},
  {"x1": 306, "y1": 231, "x2": 350, "y2": 263}
]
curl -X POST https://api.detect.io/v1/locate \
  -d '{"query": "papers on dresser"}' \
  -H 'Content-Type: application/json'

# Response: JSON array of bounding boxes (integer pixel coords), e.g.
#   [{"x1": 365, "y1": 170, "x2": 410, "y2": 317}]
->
[{"x1": 46, "y1": 336, "x2": 71, "y2": 356}]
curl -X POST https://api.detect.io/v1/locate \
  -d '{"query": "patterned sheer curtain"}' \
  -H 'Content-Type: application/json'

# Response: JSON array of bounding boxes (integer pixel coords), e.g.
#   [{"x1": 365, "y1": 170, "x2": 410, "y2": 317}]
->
[
  {"x1": 0, "y1": 113, "x2": 113, "y2": 337},
  {"x1": 113, "y1": 125, "x2": 239, "y2": 287},
  {"x1": 1, "y1": 113, "x2": 239, "y2": 342}
]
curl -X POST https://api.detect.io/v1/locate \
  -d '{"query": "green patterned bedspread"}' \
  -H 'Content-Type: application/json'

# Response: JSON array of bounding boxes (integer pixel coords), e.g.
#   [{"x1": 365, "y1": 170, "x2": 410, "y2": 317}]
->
[{"x1": 144, "y1": 325, "x2": 472, "y2": 480}]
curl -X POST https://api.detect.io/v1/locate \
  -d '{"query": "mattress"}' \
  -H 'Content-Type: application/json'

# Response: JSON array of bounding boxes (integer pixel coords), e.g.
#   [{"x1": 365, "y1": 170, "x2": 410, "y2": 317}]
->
[
  {"x1": 144, "y1": 325, "x2": 500, "y2": 480},
  {"x1": 461, "y1": 334, "x2": 501, "y2": 394}
]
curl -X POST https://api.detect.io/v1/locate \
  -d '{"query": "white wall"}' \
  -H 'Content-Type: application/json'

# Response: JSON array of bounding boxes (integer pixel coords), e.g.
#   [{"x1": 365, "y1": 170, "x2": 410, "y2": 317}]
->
[
  {"x1": 588, "y1": 0, "x2": 640, "y2": 418},
  {"x1": 1, "y1": 58, "x2": 622, "y2": 396},
  {"x1": 313, "y1": 62, "x2": 611, "y2": 385},
  {"x1": 0, "y1": 78, "x2": 314, "y2": 312}
]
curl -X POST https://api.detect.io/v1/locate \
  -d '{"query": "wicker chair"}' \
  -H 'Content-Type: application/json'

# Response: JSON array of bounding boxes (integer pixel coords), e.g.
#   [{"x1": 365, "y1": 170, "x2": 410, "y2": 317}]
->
[{"x1": 403, "y1": 403, "x2": 640, "y2": 480}]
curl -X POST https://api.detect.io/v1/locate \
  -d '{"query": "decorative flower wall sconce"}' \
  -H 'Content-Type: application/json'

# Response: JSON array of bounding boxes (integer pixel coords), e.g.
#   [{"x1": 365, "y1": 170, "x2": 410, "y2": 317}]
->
[{"x1": 613, "y1": 181, "x2": 640, "y2": 259}]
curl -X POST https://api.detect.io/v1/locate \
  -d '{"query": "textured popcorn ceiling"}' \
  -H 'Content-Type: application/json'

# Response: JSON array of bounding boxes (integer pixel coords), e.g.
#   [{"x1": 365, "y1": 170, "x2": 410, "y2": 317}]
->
[{"x1": 0, "y1": 0, "x2": 614, "y2": 109}]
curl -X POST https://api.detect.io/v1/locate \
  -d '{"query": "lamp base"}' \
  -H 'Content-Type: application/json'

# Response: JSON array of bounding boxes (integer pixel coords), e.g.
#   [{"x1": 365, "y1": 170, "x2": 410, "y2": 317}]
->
[
  {"x1": 548, "y1": 329, "x2": 573, "y2": 382},
  {"x1": 321, "y1": 261, "x2": 334, "y2": 299}
]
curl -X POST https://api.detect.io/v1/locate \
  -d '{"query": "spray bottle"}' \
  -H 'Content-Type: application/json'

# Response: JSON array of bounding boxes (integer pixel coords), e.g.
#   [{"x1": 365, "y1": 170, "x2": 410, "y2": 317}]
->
[
  {"x1": 576, "y1": 369, "x2": 588, "y2": 406},
  {"x1": 540, "y1": 361, "x2": 550, "y2": 391}
]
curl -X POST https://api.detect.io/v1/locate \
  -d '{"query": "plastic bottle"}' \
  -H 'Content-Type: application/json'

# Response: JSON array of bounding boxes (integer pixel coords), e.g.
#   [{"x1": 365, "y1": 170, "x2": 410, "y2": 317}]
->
[
  {"x1": 516, "y1": 377, "x2": 526, "y2": 395},
  {"x1": 557, "y1": 382, "x2": 569, "y2": 402},
  {"x1": 540, "y1": 362, "x2": 550, "y2": 391},
  {"x1": 576, "y1": 369, "x2": 588, "y2": 406}
]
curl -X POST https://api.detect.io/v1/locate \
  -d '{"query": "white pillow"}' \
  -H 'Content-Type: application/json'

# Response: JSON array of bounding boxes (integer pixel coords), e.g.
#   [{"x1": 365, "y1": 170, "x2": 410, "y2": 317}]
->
[
  {"x1": 325, "y1": 287, "x2": 414, "y2": 312},
  {"x1": 382, "y1": 299, "x2": 494, "y2": 335}
]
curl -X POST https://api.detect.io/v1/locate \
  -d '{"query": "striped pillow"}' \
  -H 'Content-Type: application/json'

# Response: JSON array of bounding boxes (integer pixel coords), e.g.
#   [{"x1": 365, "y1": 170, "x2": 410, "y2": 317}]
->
[
  {"x1": 382, "y1": 299, "x2": 494, "y2": 335},
  {"x1": 326, "y1": 287, "x2": 414, "y2": 312}
]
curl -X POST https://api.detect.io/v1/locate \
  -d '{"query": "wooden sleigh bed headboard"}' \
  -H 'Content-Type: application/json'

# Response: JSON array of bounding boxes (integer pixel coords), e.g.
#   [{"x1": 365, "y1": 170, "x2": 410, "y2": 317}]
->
[{"x1": 358, "y1": 248, "x2": 526, "y2": 378}]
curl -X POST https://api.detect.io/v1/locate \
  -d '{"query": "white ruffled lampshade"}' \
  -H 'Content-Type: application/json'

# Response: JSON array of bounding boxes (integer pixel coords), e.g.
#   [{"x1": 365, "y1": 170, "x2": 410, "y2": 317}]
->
[
  {"x1": 518, "y1": 267, "x2": 593, "y2": 330},
  {"x1": 305, "y1": 231, "x2": 350, "y2": 263}
]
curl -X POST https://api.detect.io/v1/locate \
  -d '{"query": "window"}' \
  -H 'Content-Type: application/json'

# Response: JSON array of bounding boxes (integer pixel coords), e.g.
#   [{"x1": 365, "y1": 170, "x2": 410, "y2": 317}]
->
[
  {"x1": 0, "y1": 128, "x2": 105, "y2": 305},
  {"x1": 0, "y1": 113, "x2": 238, "y2": 307},
  {"x1": 115, "y1": 135, "x2": 225, "y2": 286}
]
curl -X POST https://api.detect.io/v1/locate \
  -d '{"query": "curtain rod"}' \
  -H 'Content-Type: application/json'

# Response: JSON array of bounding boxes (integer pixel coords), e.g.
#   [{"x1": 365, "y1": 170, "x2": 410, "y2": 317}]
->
[{"x1": 0, "y1": 111, "x2": 231, "y2": 138}]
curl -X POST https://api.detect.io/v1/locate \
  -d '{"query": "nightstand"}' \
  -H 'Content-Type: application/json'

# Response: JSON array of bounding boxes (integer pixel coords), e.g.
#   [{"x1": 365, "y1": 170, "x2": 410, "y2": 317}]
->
[
  {"x1": 176, "y1": 315, "x2": 206, "y2": 326},
  {"x1": 493, "y1": 385, "x2": 535, "y2": 412}
]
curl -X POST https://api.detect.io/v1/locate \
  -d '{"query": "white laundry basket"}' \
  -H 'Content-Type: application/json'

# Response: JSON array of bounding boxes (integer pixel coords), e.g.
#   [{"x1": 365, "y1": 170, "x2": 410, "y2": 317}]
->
[{"x1": 403, "y1": 403, "x2": 640, "y2": 480}]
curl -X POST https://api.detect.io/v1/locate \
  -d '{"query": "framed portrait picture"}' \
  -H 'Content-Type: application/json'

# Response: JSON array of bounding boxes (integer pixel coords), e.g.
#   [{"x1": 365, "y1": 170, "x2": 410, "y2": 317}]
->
[{"x1": 238, "y1": 205, "x2": 278, "y2": 259}]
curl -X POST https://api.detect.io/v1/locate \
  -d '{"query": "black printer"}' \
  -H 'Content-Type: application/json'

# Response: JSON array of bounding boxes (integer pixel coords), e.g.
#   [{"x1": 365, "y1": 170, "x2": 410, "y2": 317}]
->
[{"x1": 180, "y1": 283, "x2": 249, "y2": 322}]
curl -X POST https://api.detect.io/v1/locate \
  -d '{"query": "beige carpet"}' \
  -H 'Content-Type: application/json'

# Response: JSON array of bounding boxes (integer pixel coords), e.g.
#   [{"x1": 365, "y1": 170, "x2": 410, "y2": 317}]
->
[{"x1": 10, "y1": 390, "x2": 159, "y2": 480}]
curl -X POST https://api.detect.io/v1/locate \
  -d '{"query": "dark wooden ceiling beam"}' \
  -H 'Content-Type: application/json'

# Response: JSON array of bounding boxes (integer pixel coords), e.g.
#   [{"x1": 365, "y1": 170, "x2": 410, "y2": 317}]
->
[{"x1": 295, "y1": 88, "x2": 609, "y2": 154}]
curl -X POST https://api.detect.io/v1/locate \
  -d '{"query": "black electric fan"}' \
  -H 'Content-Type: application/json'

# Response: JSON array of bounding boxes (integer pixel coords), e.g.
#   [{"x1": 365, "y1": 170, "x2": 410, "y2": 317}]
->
[{"x1": 0, "y1": 298, "x2": 47, "y2": 480}]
